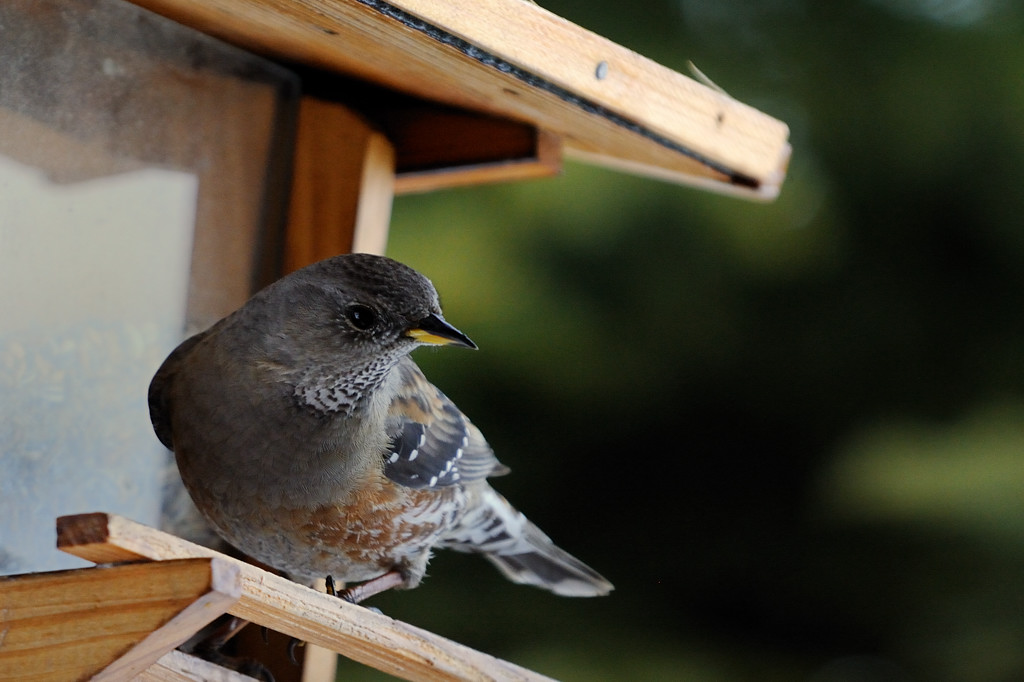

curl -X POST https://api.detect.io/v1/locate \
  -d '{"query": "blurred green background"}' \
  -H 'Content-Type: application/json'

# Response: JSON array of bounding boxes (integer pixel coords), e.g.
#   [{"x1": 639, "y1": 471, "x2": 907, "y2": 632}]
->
[{"x1": 342, "y1": 1, "x2": 1024, "y2": 680}]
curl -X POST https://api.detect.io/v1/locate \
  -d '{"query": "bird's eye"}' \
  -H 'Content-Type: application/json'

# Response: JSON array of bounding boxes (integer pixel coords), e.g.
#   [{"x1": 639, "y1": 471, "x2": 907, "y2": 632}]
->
[{"x1": 344, "y1": 304, "x2": 377, "y2": 331}]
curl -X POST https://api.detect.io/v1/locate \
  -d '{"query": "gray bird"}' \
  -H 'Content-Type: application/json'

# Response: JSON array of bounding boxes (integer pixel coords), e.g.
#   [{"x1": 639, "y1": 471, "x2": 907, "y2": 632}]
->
[{"x1": 149, "y1": 253, "x2": 612, "y2": 601}]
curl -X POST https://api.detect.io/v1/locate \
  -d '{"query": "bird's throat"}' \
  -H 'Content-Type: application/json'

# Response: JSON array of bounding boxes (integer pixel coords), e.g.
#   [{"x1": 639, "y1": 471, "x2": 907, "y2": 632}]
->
[{"x1": 293, "y1": 355, "x2": 395, "y2": 417}]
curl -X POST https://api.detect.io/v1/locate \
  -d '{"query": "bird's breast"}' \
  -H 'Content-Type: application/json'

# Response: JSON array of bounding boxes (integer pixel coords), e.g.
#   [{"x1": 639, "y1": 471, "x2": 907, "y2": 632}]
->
[{"x1": 289, "y1": 474, "x2": 467, "y2": 579}]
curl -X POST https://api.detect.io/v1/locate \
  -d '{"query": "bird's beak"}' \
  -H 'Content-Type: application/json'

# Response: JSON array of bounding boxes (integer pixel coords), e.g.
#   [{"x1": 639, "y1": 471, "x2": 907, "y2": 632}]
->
[{"x1": 406, "y1": 314, "x2": 477, "y2": 349}]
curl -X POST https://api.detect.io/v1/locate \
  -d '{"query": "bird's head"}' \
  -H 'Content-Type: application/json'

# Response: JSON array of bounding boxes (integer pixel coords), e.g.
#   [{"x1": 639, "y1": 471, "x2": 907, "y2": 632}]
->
[{"x1": 249, "y1": 254, "x2": 474, "y2": 413}]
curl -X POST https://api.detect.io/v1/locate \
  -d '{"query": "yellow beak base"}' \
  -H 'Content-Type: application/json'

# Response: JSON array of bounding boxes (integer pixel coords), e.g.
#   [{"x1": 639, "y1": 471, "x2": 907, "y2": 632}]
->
[{"x1": 405, "y1": 314, "x2": 476, "y2": 349}]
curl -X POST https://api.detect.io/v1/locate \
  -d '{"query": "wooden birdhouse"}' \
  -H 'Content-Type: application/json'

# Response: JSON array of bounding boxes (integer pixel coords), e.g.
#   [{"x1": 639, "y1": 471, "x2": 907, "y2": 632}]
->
[{"x1": 0, "y1": 0, "x2": 789, "y2": 679}]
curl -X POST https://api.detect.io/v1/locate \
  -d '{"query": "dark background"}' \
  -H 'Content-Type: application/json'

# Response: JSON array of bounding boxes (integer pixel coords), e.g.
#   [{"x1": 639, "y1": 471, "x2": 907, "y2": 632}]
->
[{"x1": 346, "y1": 1, "x2": 1024, "y2": 680}]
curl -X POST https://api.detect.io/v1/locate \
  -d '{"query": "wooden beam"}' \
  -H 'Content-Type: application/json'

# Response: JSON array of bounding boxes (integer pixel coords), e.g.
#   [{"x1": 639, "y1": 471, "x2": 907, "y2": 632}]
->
[
  {"x1": 125, "y1": 0, "x2": 790, "y2": 198},
  {"x1": 391, "y1": 111, "x2": 561, "y2": 194},
  {"x1": 57, "y1": 513, "x2": 554, "y2": 682},
  {"x1": 293, "y1": 75, "x2": 562, "y2": 193},
  {"x1": 284, "y1": 95, "x2": 395, "y2": 272},
  {"x1": 139, "y1": 649, "x2": 260, "y2": 681},
  {"x1": 0, "y1": 558, "x2": 240, "y2": 681}
]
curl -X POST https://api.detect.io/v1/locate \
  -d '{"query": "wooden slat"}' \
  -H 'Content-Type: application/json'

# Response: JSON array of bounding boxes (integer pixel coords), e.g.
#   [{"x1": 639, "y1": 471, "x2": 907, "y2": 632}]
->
[
  {"x1": 284, "y1": 96, "x2": 395, "y2": 273},
  {"x1": 0, "y1": 558, "x2": 240, "y2": 681},
  {"x1": 57, "y1": 513, "x2": 553, "y2": 682},
  {"x1": 297, "y1": 76, "x2": 562, "y2": 193},
  {"x1": 94, "y1": 560, "x2": 241, "y2": 680},
  {"x1": 301, "y1": 642, "x2": 340, "y2": 682},
  {"x1": 395, "y1": 0, "x2": 786, "y2": 188},
  {"x1": 139, "y1": 649, "x2": 260, "y2": 681},
  {"x1": 125, "y1": 0, "x2": 789, "y2": 197},
  {"x1": 391, "y1": 107, "x2": 545, "y2": 174},
  {"x1": 394, "y1": 120, "x2": 561, "y2": 194}
]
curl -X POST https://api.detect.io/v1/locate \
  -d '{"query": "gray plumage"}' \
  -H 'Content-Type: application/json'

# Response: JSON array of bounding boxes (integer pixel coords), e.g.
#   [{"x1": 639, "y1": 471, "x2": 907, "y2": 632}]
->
[{"x1": 149, "y1": 253, "x2": 612, "y2": 600}]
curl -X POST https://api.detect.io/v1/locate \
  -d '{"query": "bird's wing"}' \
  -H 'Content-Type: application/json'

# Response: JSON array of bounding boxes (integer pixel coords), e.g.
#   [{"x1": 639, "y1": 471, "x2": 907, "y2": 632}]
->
[{"x1": 383, "y1": 358, "x2": 509, "y2": 489}]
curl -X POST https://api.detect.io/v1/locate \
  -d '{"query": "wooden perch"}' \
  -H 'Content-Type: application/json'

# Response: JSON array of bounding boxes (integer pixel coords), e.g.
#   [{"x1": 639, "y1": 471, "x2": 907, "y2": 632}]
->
[{"x1": 45, "y1": 512, "x2": 553, "y2": 681}]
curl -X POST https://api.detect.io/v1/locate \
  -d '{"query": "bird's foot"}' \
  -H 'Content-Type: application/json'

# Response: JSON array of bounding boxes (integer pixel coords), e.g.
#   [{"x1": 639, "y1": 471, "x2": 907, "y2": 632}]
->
[
  {"x1": 280, "y1": 572, "x2": 393, "y2": 665},
  {"x1": 328, "y1": 571, "x2": 405, "y2": 605}
]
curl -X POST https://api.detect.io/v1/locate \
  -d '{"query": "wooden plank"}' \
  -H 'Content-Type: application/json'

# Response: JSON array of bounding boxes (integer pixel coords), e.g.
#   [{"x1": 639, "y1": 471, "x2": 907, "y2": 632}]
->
[
  {"x1": 94, "y1": 560, "x2": 241, "y2": 680},
  {"x1": 351, "y1": 129, "x2": 396, "y2": 256},
  {"x1": 301, "y1": 642, "x2": 340, "y2": 682},
  {"x1": 283, "y1": 96, "x2": 395, "y2": 273},
  {"x1": 139, "y1": 649, "x2": 260, "y2": 682},
  {"x1": 124, "y1": 0, "x2": 789, "y2": 197},
  {"x1": 295, "y1": 75, "x2": 562, "y2": 193},
  {"x1": 394, "y1": 0, "x2": 787, "y2": 188},
  {"x1": 0, "y1": 558, "x2": 239, "y2": 682},
  {"x1": 57, "y1": 513, "x2": 553, "y2": 682},
  {"x1": 390, "y1": 107, "x2": 544, "y2": 174},
  {"x1": 393, "y1": 116, "x2": 561, "y2": 194},
  {"x1": 54, "y1": 511, "x2": 321, "y2": 681}
]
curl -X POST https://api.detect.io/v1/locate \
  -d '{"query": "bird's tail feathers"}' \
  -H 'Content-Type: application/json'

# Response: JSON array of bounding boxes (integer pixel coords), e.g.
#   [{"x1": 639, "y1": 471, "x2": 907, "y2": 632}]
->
[
  {"x1": 441, "y1": 488, "x2": 613, "y2": 597},
  {"x1": 482, "y1": 521, "x2": 613, "y2": 597}
]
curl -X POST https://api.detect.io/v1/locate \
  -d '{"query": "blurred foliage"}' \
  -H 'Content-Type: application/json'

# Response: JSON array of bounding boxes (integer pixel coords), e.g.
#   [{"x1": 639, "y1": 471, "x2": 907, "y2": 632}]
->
[{"x1": 342, "y1": 0, "x2": 1024, "y2": 680}]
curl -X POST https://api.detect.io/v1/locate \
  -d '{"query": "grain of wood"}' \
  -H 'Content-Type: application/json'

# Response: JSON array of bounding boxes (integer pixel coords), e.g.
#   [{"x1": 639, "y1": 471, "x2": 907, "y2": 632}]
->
[
  {"x1": 0, "y1": 558, "x2": 238, "y2": 682},
  {"x1": 124, "y1": 0, "x2": 789, "y2": 197},
  {"x1": 393, "y1": 127, "x2": 561, "y2": 194},
  {"x1": 284, "y1": 96, "x2": 395, "y2": 272},
  {"x1": 58, "y1": 513, "x2": 553, "y2": 682},
  {"x1": 138, "y1": 649, "x2": 261, "y2": 681},
  {"x1": 94, "y1": 559, "x2": 241, "y2": 680}
]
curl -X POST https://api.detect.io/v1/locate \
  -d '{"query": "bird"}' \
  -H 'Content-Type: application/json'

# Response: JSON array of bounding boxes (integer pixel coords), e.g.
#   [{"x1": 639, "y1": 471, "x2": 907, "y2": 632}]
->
[{"x1": 149, "y1": 253, "x2": 612, "y2": 603}]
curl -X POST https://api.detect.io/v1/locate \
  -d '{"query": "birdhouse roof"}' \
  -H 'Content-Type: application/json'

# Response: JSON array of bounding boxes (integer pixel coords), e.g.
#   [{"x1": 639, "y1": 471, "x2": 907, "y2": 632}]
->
[{"x1": 128, "y1": 0, "x2": 790, "y2": 198}]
